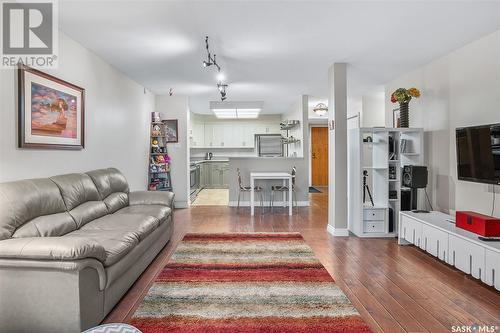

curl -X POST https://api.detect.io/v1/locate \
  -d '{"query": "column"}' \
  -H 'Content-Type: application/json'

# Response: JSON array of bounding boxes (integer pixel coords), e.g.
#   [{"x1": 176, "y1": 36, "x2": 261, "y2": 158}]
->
[{"x1": 327, "y1": 63, "x2": 349, "y2": 236}]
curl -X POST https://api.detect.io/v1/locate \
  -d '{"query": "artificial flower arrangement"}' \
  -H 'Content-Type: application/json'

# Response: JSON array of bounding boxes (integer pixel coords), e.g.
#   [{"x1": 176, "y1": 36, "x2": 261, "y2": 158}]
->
[{"x1": 390, "y1": 87, "x2": 421, "y2": 104}]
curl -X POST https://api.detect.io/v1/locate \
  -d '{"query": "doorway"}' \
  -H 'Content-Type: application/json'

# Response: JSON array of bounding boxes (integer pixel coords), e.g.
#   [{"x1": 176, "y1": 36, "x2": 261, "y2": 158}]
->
[{"x1": 311, "y1": 127, "x2": 329, "y2": 186}]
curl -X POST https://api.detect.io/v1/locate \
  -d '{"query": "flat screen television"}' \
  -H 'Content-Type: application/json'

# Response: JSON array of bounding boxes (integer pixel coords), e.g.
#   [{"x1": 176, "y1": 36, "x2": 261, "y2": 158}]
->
[{"x1": 456, "y1": 123, "x2": 500, "y2": 185}]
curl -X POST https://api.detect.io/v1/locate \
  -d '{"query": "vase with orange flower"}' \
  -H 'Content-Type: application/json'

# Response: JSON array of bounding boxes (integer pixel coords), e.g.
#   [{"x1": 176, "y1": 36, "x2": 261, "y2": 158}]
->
[{"x1": 390, "y1": 87, "x2": 421, "y2": 128}]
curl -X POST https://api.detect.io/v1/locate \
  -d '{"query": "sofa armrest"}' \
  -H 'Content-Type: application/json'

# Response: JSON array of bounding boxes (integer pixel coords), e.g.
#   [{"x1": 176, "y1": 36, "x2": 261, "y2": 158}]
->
[
  {"x1": 0, "y1": 237, "x2": 106, "y2": 262},
  {"x1": 129, "y1": 191, "x2": 175, "y2": 208}
]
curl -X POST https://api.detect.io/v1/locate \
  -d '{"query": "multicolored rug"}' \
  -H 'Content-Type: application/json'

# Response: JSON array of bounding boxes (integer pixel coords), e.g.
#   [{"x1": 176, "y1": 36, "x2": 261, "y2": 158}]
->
[{"x1": 129, "y1": 233, "x2": 372, "y2": 333}]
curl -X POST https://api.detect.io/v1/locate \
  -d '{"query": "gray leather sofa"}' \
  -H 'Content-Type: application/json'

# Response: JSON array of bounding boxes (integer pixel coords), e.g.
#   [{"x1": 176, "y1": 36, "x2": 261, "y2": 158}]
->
[{"x1": 0, "y1": 168, "x2": 174, "y2": 333}]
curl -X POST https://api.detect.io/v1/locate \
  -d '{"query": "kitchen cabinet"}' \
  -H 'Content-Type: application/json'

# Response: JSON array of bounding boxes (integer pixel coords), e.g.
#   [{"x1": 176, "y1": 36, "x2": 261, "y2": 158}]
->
[
  {"x1": 192, "y1": 120, "x2": 281, "y2": 149},
  {"x1": 255, "y1": 124, "x2": 280, "y2": 135},
  {"x1": 241, "y1": 125, "x2": 255, "y2": 148},
  {"x1": 191, "y1": 123, "x2": 204, "y2": 147},
  {"x1": 204, "y1": 124, "x2": 215, "y2": 147},
  {"x1": 199, "y1": 161, "x2": 229, "y2": 189}
]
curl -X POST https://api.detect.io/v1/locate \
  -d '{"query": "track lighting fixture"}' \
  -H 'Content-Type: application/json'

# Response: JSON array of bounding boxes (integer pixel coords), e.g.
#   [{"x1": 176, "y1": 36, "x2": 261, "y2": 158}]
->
[
  {"x1": 202, "y1": 36, "x2": 220, "y2": 71},
  {"x1": 203, "y1": 36, "x2": 229, "y2": 101},
  {"x1": 217, "y1": 82, "x2": 228, "y2": 101}
]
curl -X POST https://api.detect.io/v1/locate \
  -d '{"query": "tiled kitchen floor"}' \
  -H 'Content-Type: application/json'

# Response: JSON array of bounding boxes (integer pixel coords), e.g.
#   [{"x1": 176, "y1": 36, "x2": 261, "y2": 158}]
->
[{"x1": 191, "y1": 189, "x2": 229, "y2": 206}]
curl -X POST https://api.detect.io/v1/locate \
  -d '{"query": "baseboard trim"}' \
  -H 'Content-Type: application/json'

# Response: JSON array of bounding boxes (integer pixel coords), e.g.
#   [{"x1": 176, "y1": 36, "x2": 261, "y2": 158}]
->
[
  {"x1": 327, "y1": 224, "x2": 349, "y2": 237},
  {"x1": 228, "y1": 201, "x2": 310, "y2": 207},
  {"x1": 174, "y1": 201, "x2": 189, "y2": 209}
]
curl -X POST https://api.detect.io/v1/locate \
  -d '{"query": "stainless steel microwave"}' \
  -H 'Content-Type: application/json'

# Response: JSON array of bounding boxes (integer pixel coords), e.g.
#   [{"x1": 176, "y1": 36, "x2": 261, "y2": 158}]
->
[{"x1": 257, "y1": 134, "x2": 283, "y2": 157}]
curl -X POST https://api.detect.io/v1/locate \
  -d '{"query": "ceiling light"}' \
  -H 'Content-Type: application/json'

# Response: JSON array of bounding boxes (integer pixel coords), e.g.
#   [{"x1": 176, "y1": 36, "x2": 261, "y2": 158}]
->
[
  {"x1": 237, "y1": 108, "x2": 261, "y2": 119},
  {"x1": 211, "y1": 108, "x2": 261, "y2": 119},
  {"x1": 213, "y1": 108, "x2": 237, "y2": 118},
  {"x1": 313, "y1": 103, "x2": 328, "y2": 116}
]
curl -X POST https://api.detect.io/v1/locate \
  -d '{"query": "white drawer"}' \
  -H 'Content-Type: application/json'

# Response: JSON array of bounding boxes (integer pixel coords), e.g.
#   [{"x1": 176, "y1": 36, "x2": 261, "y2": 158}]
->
[
  {"x1": 363, "y1": 220, "x2": 385, "y2": 233},
  {"x1": 363, "y1": 209, "x2": 385, "y2": 221}
]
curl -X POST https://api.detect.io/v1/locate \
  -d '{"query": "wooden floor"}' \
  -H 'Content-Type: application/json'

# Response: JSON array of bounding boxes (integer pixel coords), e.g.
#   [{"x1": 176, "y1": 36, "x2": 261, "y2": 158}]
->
[{"x1": 105, "y1": 190, "x2": 500, "y2": 332}]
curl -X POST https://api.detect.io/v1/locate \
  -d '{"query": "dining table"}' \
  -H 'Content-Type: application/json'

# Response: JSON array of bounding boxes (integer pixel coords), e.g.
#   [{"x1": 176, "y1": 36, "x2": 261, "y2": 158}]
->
[{"x1": 250, "y1": 171, "x2": 293, "y2": 216}]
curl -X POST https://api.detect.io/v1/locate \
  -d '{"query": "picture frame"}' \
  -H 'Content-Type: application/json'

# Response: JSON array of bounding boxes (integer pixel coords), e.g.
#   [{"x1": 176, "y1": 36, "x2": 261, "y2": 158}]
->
[
  {"x1": 163, "y1": 119, "x2": 179, "y2": 143},
  {"x1": 18, "y1": 64, "x2": 85, "y2": 149},
  {"x1": 392, "y1": 107, "x2": 401, "y2": 128}
]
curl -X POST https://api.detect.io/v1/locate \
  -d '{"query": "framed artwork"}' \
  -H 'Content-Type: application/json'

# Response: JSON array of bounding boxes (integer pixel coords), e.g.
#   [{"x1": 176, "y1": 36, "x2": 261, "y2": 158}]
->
[
  {"x1": 18, "y1": 64, "x2": 85, "y2": 149},
  {"x1": 393, "y1": 107, "x2": 401, "y2": 128},
  {"x1": 163, "y1": 119, "x2": 179, "y2": 143}
]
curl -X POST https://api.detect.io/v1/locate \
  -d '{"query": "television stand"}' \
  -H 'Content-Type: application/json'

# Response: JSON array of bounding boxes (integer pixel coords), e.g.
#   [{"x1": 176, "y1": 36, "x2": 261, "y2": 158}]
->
[{"x1": 399, "y1": 211, "x2": 500, "y2": 291}]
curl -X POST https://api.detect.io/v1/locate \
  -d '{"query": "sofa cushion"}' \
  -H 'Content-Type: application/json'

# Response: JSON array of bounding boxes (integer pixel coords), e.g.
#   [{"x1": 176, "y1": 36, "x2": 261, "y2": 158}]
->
[
  {"x1": 80, "y1": 213, "x2": 159, "y2": 241},
  {"x1": 65, "y1": 229, "x2": 139, "y2": 267},
  {"x1": 0, "y1": 178, "x2": 74, "y2": 240},
  {"x1": 50, "y1": 173, "x2": 108, "y2": 228},
  {"x1": 87, "y1": 168, "x2": 130, "y2": 213},
  {"x1": 0, "y1": 236, "x2": 106, "y2": 262},
  {"x1": 12, "y1": 212, "x2": 76, "y2": 238},
  {"x1": 116, "y1": 205, "x2": 171, "y2": 225}
]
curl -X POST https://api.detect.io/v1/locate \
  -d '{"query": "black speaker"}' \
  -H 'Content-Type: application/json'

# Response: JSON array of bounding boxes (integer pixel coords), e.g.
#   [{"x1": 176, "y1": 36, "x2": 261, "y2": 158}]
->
[
  {"x1": 388, "y1": 208, "x2": 394, "y2": 233},
  {"x1": 402, "y1": 165, "x2": 428, "y2": 188},
  {"x1": 401, "y1": 189, "x2": 415, "y2": 210}
]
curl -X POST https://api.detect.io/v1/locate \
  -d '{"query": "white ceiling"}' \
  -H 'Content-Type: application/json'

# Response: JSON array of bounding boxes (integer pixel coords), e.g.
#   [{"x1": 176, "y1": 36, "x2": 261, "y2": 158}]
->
[{"x1": 59, "y1": 1, "x2": 500, "y2": 114}]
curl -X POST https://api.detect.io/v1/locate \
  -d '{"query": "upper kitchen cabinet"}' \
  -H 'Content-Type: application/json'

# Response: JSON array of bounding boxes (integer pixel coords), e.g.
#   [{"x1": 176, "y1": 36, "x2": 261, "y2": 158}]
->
[
  {"x1": 191, "y1": 122, "x2": 205, "y2": 147},
  {"x1": 255, "y1": 124, "x2": 281, "y2": 135},
  {"x1": 190, "y1": 116, "x2": 281, "y2": 149}
]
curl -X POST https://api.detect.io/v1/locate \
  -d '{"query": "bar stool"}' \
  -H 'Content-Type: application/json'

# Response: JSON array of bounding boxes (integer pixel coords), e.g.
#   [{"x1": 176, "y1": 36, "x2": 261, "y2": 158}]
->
[
  {"x1": 237, "y1": 168, "x2": 264, "y2": 213},
  {"x1": 270, "y1": 166, "x2": 298, "y2": 213}
]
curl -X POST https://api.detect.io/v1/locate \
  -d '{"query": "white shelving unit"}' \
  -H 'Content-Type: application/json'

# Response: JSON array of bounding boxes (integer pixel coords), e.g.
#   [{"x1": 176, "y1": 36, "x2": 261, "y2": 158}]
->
[{"x1": 348, "y1": 127, "x2": 424, "y2": 237}]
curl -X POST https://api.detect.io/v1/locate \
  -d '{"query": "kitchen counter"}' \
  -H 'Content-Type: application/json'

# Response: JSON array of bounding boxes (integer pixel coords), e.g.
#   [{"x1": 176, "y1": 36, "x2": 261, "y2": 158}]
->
[
  {"x1": 228, "y1": 156, "x2": 304, "y2": 159},
  {"x1": 190, "y1": 158, "x2": 229, "y2": 165}
]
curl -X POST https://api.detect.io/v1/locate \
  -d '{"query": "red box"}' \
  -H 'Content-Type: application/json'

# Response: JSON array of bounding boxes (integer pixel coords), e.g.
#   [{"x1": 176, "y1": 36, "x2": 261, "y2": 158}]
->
[{"x1": 456, "y1": 211, "x2": 500, "y2": 237}]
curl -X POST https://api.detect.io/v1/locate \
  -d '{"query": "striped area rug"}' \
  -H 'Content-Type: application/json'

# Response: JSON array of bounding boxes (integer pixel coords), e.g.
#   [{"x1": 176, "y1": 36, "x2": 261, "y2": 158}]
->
[{"x1": 129, "y1": 233, "x2": 372, "y2": 333}]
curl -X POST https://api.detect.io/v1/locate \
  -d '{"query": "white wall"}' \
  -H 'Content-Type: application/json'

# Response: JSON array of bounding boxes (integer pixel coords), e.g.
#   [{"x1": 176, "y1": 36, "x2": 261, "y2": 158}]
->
[
  {"x1": 385, "y1": 30, "x2": 500, "y2": 217},
  {"x1": 361, "y1": 92, "x2": 385, "y2": 127},
  {"x1": 0, "y1": 32, "x2": 154, "y2": 190},
  {"x1": 156, "y1": 95, "x2": 190, "y2": 208}
]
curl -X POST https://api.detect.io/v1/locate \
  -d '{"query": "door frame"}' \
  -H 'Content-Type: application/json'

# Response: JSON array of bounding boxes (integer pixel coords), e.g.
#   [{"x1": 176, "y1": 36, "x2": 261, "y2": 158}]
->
[{"x1": 308, "y1": 124, "x2": 329, "y2": 187}]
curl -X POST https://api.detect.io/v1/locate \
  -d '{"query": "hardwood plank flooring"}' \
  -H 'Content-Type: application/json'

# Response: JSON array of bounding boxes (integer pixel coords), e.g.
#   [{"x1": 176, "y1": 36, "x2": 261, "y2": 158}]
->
[{"x1": 104, "y1": 191, "x2": 500, "y2": 332}]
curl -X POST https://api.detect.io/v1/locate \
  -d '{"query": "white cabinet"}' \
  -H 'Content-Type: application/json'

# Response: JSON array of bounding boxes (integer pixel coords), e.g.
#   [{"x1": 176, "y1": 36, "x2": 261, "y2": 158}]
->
[
  {"x1": 484, "y1": 249, "x2": 500, "y2": 288},
  {"x1": 240, "y1": 125, "x2": 255, "y2": 148},
  {"x1": 204, "y1": 124, "x2": 215, "y2": 147},
  {"x1": 362, "y1": 208, "x2": 386, "y2": 234},
  {"x1": 191, "y1": 120, "x2": 280, "y2": 149},
  {"x1": 401, "y1": 215, "x2": 422, "y2": 247},
  {"x1": 448, "y1": 234, "x2": 485, "y2": 279},
  {"x1": 255, "y1": 124, "x2": 280, "y2": 135},
  {"x1": 191, "y1": 123, "x2": 204, "y2": 147},
  {"x1": 422, "y1": 224, "x2": 448, "y2": 260}
]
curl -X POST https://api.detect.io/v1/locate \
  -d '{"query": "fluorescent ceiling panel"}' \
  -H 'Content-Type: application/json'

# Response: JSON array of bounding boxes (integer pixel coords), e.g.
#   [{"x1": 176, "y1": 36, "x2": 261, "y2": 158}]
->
[
  {"x1": 213, "y1": 108, "x2": 237, "y2": 118},
  {"x1": 237, "y1": 108, "x2": 260, "y2": 118}
]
